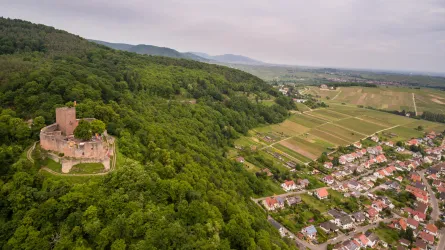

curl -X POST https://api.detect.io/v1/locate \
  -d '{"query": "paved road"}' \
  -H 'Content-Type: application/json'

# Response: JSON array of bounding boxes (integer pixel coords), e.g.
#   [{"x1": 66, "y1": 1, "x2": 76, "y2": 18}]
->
[
  {"x1": 437, "y1": 229, "x2": 445, "y2": 250},
  {"x1": 418, "y1": 170, "x2": 440, "y2": 222}
]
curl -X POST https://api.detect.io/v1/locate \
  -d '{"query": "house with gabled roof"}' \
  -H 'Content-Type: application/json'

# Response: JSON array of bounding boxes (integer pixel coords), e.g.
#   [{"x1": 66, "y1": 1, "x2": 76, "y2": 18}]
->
[
  {"x1": 424, "y1": 223, "x2": 438, "y2": 237},
  {"x1": 323, "y1": 175, "x2": 334, "y2": 185},
  {"x1": 281, "y1": 180, "x2": 297, "y2": 192},
  {"x1": 366, "y1": 208, "x2": 379, "y2": 221},
  {"x1": 315, "y1": 188, "x2": 329, "y2": 200},
  {"x1": 301, "y1": 225, "x2": 317, "y2": 240},
  {"x1": 407, "y1": 217, "x2": 419, "y2": 229},
  {"x1": 263, "y1": 197, "x2": 279, "y2": 211},
  {"x1": 419, "y1": 231, "x2": 434, "y2": 245},
  {"x1": 320, "y1": 221, "x2": 339, "y2": 233},
  {"x1": 324, "y1": 162, "x2": 333, "y2": 169}
]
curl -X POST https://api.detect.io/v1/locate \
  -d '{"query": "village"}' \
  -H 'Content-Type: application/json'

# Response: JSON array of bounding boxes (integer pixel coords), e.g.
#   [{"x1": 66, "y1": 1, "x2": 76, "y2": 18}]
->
[{"x1": 248, "y1": 130, "x2": 445, "y2": 250}]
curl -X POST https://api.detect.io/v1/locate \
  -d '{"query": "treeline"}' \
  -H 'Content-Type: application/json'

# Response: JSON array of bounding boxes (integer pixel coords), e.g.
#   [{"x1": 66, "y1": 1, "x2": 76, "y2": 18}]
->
[
  {"x1": 0, "y1": 18, "x2": 296, "y2": 249},
  {"x1": 421, "y1": 111, "x2": 445, "y2": 123}
]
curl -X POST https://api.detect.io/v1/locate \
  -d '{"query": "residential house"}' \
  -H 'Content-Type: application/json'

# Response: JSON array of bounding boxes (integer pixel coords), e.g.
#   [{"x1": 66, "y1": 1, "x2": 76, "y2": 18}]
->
[
  {"x1": 399, "y1": 239, "x2": 410, "y2": 247},
  {"x1": 323, "y1": 175, "x2": 335, "y2": 185},
  {"x1": 424, "y1": 224, "x2": 438, "y2": 237},
  {"x1": 301, "y1": 225, "x2": 317, "y2": 240},
  {"x1": 286, "y1": 196, "x2": 301, "y2": 206},
  {"x1": 366, "y1": 208, "x2": 379, "y2": 221},
  {"x1": 320, "y1": 221, "x2": 339, "y2": 233},
  {"x1": 338, "y1": 215, "x2": 354, "y2": 230},
  {"x1": 351, "y1": 212, "x2": 366, "y2": 224},
  {"x1": 411, "y1": 173, "x2": 422, "y2": 182},
  {"x1": 365, "y1": 231, "x2": 379, "y2": 248},
  {"x1": 315, "y1": 188, "x2": 329, "y2": 200},
  {"x1": 407, "y1": 139, "x2": 419, "y2": 146},
  {"x1": 415, "y1": 203, "x2": 428, "y2": 214},
  {"x1": 263, "y1": 197, "x2": 279, "y2": 211},
  {"x1": 395, "y1": 176, "x2": 403, "y2": 182},
  {"x1": 298, "y1": 179, "x2": 310, "y2": 189},
  {"x1": 371, "y1": 136, "x2": 379, "y2": 142},
  {"x1": 419, "y1": 232, "x2": 434, "y2": 245},
  {"x1": 407, "y1": 218, "x2": 419, "y2": 230},
  {"x1": 354, "y1": 234, "x2": 369, "y2": 248},
  {"x1": 281, "y1": 180, "x2": 297, "y2": 192},
  {"x1": 324, "y1": 162, "x2": 333, "y2": 169},
  {"x1": 353, "y1": 142, "x2": 362, "y2": 148},
  {"x1": 414, "y1": 239, "x2": 427, "y2": 250},
  {"x1": 270, "y1": 219, "x2": 286, "y2": 237}
]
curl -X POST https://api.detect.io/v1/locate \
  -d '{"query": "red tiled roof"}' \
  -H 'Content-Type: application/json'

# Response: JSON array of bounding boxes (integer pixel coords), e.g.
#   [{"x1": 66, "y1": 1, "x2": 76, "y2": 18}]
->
[
  {"x1": 317, "y1": 188, "x2": 329, "y2": 198},
  {"x1": 425, "y1": 224, "x2": 438, "y2": 234}
]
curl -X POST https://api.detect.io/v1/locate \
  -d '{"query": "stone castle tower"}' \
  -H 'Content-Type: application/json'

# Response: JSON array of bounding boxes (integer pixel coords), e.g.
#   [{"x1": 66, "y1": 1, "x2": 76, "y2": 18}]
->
[{"x1": 55, "y1": 107, "x2": 77, "y2": 136}]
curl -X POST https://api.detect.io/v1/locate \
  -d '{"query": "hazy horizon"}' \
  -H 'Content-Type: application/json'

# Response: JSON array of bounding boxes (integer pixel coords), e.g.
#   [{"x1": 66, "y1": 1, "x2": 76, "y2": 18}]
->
[{"x1": 1, "y1": 0, "x2": 445, "y2": 73}]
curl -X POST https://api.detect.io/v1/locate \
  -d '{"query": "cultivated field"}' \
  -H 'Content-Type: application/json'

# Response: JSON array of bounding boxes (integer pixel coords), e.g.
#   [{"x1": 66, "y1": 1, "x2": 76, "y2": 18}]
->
[
  {"x1": 235, "y1": 102, "x2": 445, "y2": 165},
  {"x1": 309, "y1": 86, "x2": 445, "y2": 115}
]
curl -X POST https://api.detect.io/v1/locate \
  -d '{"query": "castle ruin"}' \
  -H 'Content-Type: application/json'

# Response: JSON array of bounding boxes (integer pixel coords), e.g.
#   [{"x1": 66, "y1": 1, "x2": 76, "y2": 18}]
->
[{"x1": 40, "y1": 107, "x2": 114, "y2": 173}]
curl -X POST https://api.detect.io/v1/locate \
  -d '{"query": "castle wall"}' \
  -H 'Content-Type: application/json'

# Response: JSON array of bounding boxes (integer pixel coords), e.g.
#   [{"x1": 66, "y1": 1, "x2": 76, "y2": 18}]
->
[
  {"x1": 40, "y1": 123, "x2": 109, "y2": 160},
  {"x1": 56, "y1": 107, "x2": 77, "y2": 136}
]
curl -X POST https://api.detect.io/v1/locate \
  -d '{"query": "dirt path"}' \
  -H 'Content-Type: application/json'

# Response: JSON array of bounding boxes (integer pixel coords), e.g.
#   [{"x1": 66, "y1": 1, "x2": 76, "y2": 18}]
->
[
  {"x1": 331, "y1": 89, "x2": 342, "y2": 100},
  {"x1": 26, "y1": 141, "x2": 37, "y2": 164},
  {"x1": 412, "y1": 93, "x2": 418, "y2": 116}
]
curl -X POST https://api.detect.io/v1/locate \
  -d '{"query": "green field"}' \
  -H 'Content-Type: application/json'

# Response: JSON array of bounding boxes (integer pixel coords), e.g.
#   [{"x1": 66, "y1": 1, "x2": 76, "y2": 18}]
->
[
  {"x1": 289, "y1": 114, "x2": 327, "y2": 128},
  {"x1": 295, "y1": 103, "x2": 312, "y2": 112},
  {"x1": 317, "y1": 123, "x2": 365, "y2": 141},
  {"x1": 279, "y1": 136, "x2": 334, "y2": 160},
  {"x1": 335, "y1": 117, "x2": 387, "y2": 135},
  {"x1": 310, "y1": 129, "x2": 351, "y2": 146},
  {"x1": 311, "y1": 109, "x2": 350, "y2": 121}
]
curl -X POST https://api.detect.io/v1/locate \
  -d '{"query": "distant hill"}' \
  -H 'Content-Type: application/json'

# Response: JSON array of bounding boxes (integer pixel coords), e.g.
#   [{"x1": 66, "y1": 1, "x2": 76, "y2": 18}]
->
[
  {"x1": 89, "y1": 39, "x2": 210, "y2": 62},
  {"x1": 89, "y1": 40, "x2": 265, "y2": 65},
  {"x1": 190, "y1": 52, "x2": 265, "y2": 65}
]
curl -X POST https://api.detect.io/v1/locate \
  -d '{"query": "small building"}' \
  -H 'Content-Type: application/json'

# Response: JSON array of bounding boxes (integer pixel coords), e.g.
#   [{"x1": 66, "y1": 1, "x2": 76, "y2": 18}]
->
[
  {"x1": 320, "y1": 221, "x2": 339, "y2": 233},
  {"x1": 236, "y1": 156, "x2": 245, "y2": 163},
  {"x1": 281, "y1": 180, "x2": 297, "y2": 192},
  {"x1": 424, "y1": 223, "x2": 438, "y2": 237},
  {"x1": 315, "y1": 188, "x2": 329, "y2": 200},
  {"x1": 301, "y1": 225, "x2": 317, "y2": 240}
]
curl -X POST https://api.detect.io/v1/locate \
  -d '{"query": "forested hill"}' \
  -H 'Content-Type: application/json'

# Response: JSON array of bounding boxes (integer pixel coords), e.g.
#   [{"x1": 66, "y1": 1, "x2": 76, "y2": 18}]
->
[
  {"x1": 89, "y1": 39, "x2": 211, "y2": 62},
  {"x1": 0, "y1": 17, "x2": 296, "y2": 249}
]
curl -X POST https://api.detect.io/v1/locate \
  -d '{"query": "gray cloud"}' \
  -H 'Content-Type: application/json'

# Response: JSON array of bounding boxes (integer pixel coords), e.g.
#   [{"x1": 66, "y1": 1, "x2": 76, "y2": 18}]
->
[{"x1": 1, "y1": 0, "x2": 444, "y2": 73}]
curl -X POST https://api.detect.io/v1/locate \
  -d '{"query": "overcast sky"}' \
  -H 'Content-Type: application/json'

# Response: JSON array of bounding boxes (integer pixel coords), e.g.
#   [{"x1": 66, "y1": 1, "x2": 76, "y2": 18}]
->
[{"x1": 2, "y1": 0, "x2": 445, "y2": 73}]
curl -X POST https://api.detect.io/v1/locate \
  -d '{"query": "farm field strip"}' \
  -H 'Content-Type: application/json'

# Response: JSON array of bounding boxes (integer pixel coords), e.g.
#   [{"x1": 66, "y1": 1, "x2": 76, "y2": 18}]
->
[
  {"x1": 303, "y1": 111, "x2": 333, "y2": 122},
  {"x1": 334, "y1": 117, "x2": 388, "y2": 135},
  {"x1": 289, "y1": 114, "x2": 327, "y2": 128},
  {"x1": 310, "y1": 109, "x2": 351, "y2": 120},
  {"x1": 311, "y1": 128, "x2": 352, "y2": 146},
  {"x1": 272, "y1": 143, "x2": 312, "y2": 163}
]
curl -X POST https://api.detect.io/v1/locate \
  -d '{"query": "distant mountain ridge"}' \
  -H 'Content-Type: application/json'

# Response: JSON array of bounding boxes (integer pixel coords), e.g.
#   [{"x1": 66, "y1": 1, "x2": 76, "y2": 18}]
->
[
  {"x1": 89, "y1": 39, "x2": 265, "y2": 65},
  {"x1": 190, "y1": 52, "x2": 264, "y2": 65},
  {"x1": 89, "y1": 39, "x2": 210, "y2": 62}
]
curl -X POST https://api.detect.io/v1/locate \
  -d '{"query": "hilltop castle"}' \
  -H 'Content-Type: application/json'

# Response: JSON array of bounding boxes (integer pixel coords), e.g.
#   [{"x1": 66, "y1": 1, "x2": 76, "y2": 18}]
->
[{"x1": 40, "y1": 107, "x2": 110, "y2": 160}]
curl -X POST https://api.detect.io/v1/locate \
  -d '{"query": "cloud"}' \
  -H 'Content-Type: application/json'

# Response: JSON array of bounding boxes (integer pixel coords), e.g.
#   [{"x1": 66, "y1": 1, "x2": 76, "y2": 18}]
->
[{"x1": 1, "y1": 0, "x2": 444, "y2": 72}]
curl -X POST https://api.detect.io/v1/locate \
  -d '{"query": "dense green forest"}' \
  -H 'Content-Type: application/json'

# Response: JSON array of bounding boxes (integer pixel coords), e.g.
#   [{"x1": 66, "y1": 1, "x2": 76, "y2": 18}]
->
[{"x1": 0, "y1": 18, "x2": 296, "y2": 249}]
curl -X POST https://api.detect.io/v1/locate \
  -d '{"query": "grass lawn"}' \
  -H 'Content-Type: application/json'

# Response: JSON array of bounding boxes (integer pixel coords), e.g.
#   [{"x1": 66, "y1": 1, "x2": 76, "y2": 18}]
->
[
  {"x1": 300, "y1": 194, "x2": 331, "y2": 213},
  {"x1": 295, "y1": 103, "x2": 312, "y2": 112},
  {"x1": 42, "y1": 158, "x2": 62, "y2": 173},
  {"x1": 243, "y1": 161, "x2": 260, "y2": 173},
  {"x1": 374, "y1": 227, "x2": 400, "y2": 245},
  {"x1": 69, "y1": 163, "x2": 105, "y2": 174}
]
